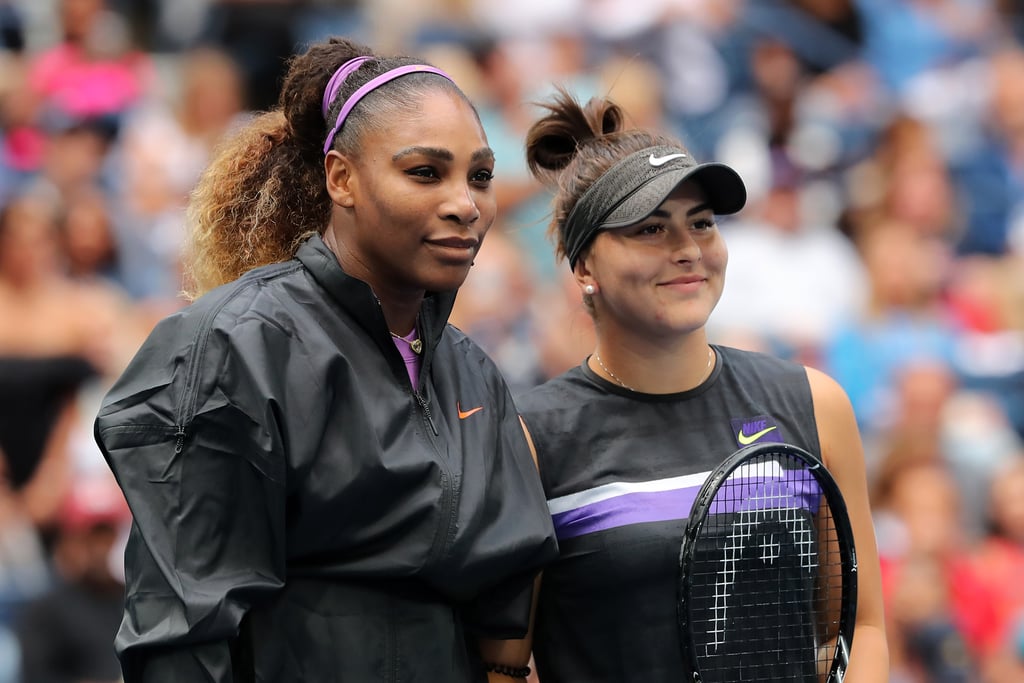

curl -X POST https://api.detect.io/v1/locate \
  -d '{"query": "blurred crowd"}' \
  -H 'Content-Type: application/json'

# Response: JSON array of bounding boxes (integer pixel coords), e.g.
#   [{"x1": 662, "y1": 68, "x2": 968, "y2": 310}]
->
[{"x1": 0, "y1": 0, "x2": 1023, "y2": 681}]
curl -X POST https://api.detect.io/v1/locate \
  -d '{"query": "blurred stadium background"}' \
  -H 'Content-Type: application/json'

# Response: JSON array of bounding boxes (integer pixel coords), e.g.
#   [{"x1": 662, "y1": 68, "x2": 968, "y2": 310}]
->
[{"x1": 1, "y1": 1, "x2": 1023, "y2": 681}]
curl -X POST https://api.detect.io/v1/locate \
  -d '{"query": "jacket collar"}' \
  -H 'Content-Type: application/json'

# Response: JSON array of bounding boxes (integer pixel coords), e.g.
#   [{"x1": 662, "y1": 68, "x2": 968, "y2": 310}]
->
[{"x1": 295, "y1": 233, "x2": 457, "y2": 360}]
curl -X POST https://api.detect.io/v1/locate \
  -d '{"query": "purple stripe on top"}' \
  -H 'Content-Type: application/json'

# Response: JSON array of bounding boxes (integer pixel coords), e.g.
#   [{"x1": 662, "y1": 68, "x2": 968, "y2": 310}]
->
[
  {"x1": 710, "y1": 470, "x2": 822, "y2": 515},
  {"x1": 550, "y1": 469, "x2": 823, "y2": 541},
  {"x1": 552, "y1": 486, "x2": 702, "y2": 540}
]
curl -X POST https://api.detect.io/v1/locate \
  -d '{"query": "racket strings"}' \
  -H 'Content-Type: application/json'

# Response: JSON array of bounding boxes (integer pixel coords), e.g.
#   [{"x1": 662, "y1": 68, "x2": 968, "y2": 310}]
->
[{"x1": 685, "y1": 453, "x2": 846, "y2": 682}]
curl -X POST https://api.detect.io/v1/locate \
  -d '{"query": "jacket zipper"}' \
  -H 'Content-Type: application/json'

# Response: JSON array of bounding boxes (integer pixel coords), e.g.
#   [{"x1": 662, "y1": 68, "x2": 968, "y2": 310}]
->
[
  {"x1": 172, "y1": 286, "x2": 245, "y2": 448},
  {"x1": 413, "y1": 383, "x2": 458, "y2": 566},
  {"x1": 414, "y1": 390, "x2": 438, "y2": 436}
]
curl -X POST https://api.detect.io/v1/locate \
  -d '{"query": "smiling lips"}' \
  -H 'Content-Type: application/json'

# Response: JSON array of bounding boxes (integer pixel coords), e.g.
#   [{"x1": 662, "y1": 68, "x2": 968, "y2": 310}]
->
[
  {"x1": 428, "y1": 236, "x2": 478, "y2": 250},
  {"x1": 426, "y1": 236, "x2": 478, "y2": 265},
  {"x1": 661, "y1": 274, "x2": 705, "y2": 287}
]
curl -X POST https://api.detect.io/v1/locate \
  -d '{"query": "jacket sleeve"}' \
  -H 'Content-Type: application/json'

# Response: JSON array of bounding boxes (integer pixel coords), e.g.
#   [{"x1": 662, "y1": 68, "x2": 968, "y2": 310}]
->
[
  {"x1": 460, "y1": 368, "x2": 558, "y2": 639},
  {"x1": 95, "y1": 322, "x2": 287, "y2": 683},
  {"x1": 460, "y1": 568, "x2": 539, "y2": 639}
]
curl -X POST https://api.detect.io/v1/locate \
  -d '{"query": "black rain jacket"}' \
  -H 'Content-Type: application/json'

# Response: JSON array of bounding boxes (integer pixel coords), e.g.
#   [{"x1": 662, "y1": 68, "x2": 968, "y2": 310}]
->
[{"x1": 94, "y1": 234, "x2": 558, "y2": 682}]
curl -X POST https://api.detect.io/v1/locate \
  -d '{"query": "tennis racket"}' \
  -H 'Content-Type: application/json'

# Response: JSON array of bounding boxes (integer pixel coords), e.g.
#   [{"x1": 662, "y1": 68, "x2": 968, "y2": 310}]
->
[{"x1": 677, "y1": 442, "x2": 857, "y2": 683}]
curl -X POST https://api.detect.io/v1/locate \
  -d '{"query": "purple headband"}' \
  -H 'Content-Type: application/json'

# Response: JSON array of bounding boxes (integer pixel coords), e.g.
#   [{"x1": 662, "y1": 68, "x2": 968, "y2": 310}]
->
[{"x1": 322, "y1": 57, "x2": 454, "y2": 154}]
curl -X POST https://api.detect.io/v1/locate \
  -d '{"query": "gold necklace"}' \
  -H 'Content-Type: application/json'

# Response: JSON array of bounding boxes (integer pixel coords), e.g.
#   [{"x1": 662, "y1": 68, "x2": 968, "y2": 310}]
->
[
  {"x1": 390, "y1": 330, "x2": 423, "y2": 354},
  {"x1": 594, "y1": 351, "x2": 634, "y2": 390},
  {"x1": 594, "y1": 347, "x2": 714, "y2": 392},
  {"x1": 700, "y1": 347, "x2": 715, "y2": 383}
]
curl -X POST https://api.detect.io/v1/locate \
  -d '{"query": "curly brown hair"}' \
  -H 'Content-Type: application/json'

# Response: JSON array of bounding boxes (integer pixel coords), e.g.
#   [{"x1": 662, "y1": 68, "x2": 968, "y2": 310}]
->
[
  {"x1": 184, "y1": 37, "x2": 473, "y2": 298},
  {"x1": 524, "y1": 87, "x2": 679, "y2": 264}
]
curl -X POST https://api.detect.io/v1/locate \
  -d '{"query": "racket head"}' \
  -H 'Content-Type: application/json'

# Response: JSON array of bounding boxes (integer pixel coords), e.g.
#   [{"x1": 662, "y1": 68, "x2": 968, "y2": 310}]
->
[{"x1": 677, "y1": 442, "x2": 857, "y2": 683}]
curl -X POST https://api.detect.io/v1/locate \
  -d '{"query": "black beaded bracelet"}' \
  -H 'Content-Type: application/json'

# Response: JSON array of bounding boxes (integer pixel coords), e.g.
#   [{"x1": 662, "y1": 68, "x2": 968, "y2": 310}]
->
[{"x1": 483, "y1": 661, "x2": 531, "y2": 679}]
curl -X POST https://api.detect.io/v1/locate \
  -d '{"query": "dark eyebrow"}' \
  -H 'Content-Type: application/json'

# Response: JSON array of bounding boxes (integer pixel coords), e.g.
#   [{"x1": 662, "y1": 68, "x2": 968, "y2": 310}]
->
[
  {"x1": 393, "y1": 146, "x2": 452, "y2": 162},
  {"x1": 647, "y1": 202, "x2": 714, "y2": 219},
  {"x1": 392, "y1": 146, "x2": 495, "y2": 163},
  {"x1": 472, "y1": 148, "x2": 496, "y2": 164}
]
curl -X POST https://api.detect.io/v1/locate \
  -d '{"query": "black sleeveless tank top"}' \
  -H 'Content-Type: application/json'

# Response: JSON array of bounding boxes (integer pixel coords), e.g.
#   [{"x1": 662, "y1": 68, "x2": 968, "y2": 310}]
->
[{"x1": 516, "y1": 345, "x2": 820, "y2": 683}]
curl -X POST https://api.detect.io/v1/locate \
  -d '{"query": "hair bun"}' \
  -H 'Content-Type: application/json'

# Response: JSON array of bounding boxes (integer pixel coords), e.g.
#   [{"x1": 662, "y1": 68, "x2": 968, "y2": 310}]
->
[{"x1": 526, "y1": 87, "x2": 626, "y2": 182}]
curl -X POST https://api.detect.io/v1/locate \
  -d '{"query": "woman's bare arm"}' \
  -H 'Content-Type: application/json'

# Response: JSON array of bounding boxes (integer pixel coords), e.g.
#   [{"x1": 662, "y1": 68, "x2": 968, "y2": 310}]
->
[{"x1": 807, "y1": 366, "x2": 890, "y2": 682}]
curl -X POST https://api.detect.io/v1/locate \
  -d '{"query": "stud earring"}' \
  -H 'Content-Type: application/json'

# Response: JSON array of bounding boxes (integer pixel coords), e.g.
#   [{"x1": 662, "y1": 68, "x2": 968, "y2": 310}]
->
[{"x1": 584, "y1": 284, "x2": 596, "y2": 295}]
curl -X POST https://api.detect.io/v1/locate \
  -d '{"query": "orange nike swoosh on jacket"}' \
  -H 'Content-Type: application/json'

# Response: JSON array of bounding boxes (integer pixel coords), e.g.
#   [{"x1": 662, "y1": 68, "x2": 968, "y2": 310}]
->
[{"x1": 458, "y1": 403, "x2": 483, "y2": 419}]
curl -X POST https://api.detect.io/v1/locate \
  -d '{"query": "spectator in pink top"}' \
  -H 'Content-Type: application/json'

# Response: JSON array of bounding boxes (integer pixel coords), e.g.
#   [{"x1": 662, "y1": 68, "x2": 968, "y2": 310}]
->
[{"x1": 27, "y1": 0, "x2": 153, "y2": 122}]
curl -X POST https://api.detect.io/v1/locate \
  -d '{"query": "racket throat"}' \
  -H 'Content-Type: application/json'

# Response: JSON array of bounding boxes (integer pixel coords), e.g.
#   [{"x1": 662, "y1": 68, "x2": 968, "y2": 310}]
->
[{"x1": 831, "y1": 634, "x2": 851, "y2": 682}]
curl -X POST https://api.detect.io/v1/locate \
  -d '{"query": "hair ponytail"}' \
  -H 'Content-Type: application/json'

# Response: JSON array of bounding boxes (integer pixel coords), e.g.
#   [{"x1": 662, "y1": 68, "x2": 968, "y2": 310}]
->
[
  {"x1": 184, "y1": 37, "x2": 375, "y2": 299},
  {"x1": 184, "y1": 111, "x2": 317, "y2": 298}
]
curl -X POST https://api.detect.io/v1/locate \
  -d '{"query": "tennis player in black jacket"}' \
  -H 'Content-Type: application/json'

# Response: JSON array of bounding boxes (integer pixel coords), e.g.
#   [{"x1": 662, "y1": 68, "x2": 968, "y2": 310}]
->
[{"x1": 94, "y1": 36, "x2": 557, "y2": 683}]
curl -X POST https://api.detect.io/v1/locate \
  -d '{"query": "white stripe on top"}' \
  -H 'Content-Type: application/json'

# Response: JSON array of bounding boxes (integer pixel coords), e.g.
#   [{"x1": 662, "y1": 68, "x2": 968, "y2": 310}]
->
[{"x1": 546, "y1": 460, "x2": 786, "y2": 515}]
